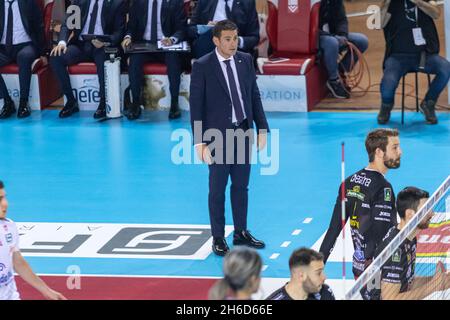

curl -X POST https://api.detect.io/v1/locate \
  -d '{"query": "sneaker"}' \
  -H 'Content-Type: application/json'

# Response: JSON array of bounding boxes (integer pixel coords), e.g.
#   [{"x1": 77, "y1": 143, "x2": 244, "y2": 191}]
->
[
  {"x1": 419, "y1": 99, "x2": 438, "y2": 125},
  {"x1": 377, "y1": 102, "x2": 394, "y2": 124},
  {"x1": 326, "y1": 78, "x2": 350, "y2": 99}
]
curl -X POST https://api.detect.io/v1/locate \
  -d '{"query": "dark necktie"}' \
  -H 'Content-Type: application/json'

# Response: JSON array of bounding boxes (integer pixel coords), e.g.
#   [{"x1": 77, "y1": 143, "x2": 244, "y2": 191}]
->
[
  {"x1": 224, "y1": 0, "x2": 232, "y2": 20},
  {"x1": 5, "y1": 0, "x2": 14, "y2": 52},
  {"x1": 88, "y1": 0, "x2": 99, "y2": 34},
  {"x1": 150, "y1": 0, "x2": 158, "y2": 44},
  {"x1": 223, "y1": 59, "x2": 244, "y2": 123}
]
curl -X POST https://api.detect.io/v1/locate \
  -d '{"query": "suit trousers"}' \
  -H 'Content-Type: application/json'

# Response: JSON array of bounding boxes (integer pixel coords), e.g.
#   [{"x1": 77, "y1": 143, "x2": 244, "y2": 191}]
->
[
  {"x1": 208, "y1": 120, "x2": 253, "y2": 238},
  {"x1": 50, "y1": 41, "x2": 107, "y2": 101},
  {"x1": 128, "y1": 51, "x2": 183, "y2": 105},
  {"x1": 0, "y1": 42, "x2": 38, "y2": 101}
]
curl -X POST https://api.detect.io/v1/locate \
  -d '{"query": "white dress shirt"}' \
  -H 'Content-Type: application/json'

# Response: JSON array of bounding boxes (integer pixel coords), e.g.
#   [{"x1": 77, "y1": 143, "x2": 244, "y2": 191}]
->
[
  {"x1": 143, "y1": 0, "x2": 164, "y2": 41},
  {"x1": 215, "y1": 48, "x2": 247, "y2": 124},
  {"x1": 80, "y1": 0, "x2": 105, "y2": 39},
  {"x1": 212, "y1": 0, "x2": 243, "y2": 48},
  {"x1": 1, "y1": 0, "x2": 32, "y2": 46}
]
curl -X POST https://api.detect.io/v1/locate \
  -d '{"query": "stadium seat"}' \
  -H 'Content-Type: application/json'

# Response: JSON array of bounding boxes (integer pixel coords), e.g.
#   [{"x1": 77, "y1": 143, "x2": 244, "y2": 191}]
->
[
  {"x1": 261, "y1": 0, "x2": 327, "y2": 110},
  {"x1": 0, "y1": 0, "x2": 61, "y2": 110}
]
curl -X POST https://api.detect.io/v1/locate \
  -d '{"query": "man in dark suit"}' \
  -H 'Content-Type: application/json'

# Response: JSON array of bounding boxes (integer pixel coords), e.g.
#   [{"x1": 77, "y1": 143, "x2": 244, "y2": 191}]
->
[
  {"x1": 50, "y1": 0, "x2": 127, "y2": 119},
  {"x1": 188, "y1": 0, "x2": 259, "y2": 59},
  {"x1": 0, "y1": 0, "x2": 45, "y2": 119},
  {"x1": 121, "y1": 0, "x2": 186, "y2": 120},
  {"x1": 190, "y1": 20, "x2": 269, "y2": 256}
]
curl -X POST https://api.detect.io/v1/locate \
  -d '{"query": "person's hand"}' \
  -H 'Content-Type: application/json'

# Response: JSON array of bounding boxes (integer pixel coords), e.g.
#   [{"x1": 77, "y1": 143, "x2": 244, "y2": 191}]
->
[
  {"x1": 121, "y1": 37, "x2": 132, "y2": 50},
  {"x1": 207, "y1": 21, "x2": 217, "y2": 26},
  {"x1": 161, "y1": 37, "x2": 173, "y2": 47},
  {"x1": 195, "y1": 143, "x2": 213, "y2": 165},
  {"x1": 42, "y1": 288, "x2": 67, "y2": 300},
  {"x1": 91, "y1": 39, "x2": 105, "y2": 49},
  {"x1": 50, "y1": 43, "x2": 67, "y2": 56},
  {"x1": 335, "y1": 35, "x2": 347, "y2": 47},
  {"x1": 257, "y1": 131, "x2": 267, "y2": 151}
]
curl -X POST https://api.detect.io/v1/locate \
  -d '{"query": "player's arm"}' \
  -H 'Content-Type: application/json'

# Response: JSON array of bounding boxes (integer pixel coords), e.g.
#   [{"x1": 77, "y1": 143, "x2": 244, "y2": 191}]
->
[
  {"x1": 381, "y1": 261, "x2": 448, "y2": 300},
  {"x1": 319, "y1": 184, "x2": 349, "y2": 263},
  {"x1": 12, "y1": 251, "x2": 67, "y2": 300},
  {"x1": 410, "y1": 0, "x2": 440, "y2": 19}
]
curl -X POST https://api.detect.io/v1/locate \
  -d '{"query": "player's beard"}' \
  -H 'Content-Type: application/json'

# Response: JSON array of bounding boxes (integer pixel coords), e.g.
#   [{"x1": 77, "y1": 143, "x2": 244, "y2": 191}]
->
[
  {"x1": 303, "y1": 276, "x2": 322, "y2": 295},
  {"x1": 384, "y1": 155, "x2": 401, "y2": 169}
]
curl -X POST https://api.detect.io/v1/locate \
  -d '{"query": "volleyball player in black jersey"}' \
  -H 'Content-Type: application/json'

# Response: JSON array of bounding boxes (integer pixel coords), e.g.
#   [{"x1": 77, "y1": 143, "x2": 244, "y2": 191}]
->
[{"x1": 320, "y1": 129, "x2": 401, "y2": 279}]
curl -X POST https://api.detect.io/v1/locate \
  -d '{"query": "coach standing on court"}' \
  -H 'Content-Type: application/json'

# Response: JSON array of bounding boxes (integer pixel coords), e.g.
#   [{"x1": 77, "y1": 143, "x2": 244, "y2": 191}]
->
[{"x1": 190, "y1": 20, "x2": 269, "y2": 257}]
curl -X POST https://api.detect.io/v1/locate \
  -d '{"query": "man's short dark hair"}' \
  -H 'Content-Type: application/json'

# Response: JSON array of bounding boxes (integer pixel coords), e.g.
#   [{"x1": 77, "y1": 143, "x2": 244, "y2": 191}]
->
[
  {"x1": 289, "y1": 247, "x2": 324, "y2": 270},
  {"x1": 0, "y1": 180, "x2": 3, "y2": 189},
  {"x1": 396, "y1": 187, "x2": 429, "y2": 219},
  {"x1": 365, "y1": 128, "x2": 399, "y2": 162},
  {"x1": 212, "y1": 20, "x2": 238, "y2": 39}
]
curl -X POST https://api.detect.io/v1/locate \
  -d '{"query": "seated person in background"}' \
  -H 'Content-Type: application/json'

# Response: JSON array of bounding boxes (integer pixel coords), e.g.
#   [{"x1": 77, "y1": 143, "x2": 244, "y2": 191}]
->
[
  {"x1": 208, "y1": 247, "x2": 262, "y2": 300},
  {"x1": 378, "y1": 0, "x2": 450, "y2": 125},
  {"x1": 0, "y1": 0, "x2": 45, "y2": 119},
  {"x1": 188, "y1": 0, "x2": 259, "y2": 59},
  {"x1": 121, "y1": 0, "x2": 186, "y2": 120},
  {"x1": 319, "y1": 0, "x2": 369, "y2": 99},
  {"x1": 363, "y1": 186, "x2": 450, "y2": 300},
  {"x1": 266, "y1": 247, "x2": 335, "y2": 300},
  {"x1": 50, "y1": 0, "x2": 127, "y2": 119}
]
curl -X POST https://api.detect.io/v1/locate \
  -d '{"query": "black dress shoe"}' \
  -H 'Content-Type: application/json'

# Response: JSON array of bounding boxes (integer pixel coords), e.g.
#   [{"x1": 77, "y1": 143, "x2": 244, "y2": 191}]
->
[
  {"x1": 59, "y1": 100, "x2": 79, "y2": 118},
  {"x1": 233, "y1": 230, "x2": 265, "y2": 249},
  {"x1": 0, "y1": 99, "x2": 16, "y2": 119},
  {"x1": 17, "y1": 100, "x2": 31, "y2": 118},
  {"x1": 168, "y1": 102, "x2": 181, "y2": 120},
  {"x1": 93, "y1": 102, "x2": 107, "y2": 119},
  {"x1": 212, "y1": 237, "x2": 230, "y2": 256},
  {"x1": 126, "y1": 102, "x2": 141, "y2": 120},
  {"x1": 419, "y1": 99, "x2": 438, "y2": 125},
  {"x1": 377, "y1": 102, "x2": 394, "y2": 125}
]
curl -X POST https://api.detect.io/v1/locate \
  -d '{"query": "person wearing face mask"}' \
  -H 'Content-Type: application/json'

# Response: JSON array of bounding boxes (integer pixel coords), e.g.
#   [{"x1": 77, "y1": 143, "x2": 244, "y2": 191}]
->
[
  {"x1": 362, "y1": 186, "x2": 450, "y2": 300},
  {"x1": 266, "y1": 247, "x2": 335, "y2": 300},
  {"x1": 319, "y1": 128, "x2": 402, "y2": 280}
]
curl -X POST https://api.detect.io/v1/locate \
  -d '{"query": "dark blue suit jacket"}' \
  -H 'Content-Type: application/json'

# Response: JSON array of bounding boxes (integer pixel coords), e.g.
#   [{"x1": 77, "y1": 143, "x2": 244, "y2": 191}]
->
[
  {"x1": 59, "y1": 0, "x2": 127, "y2": 47},
  {"x1": 126, "y1": 0, "x2": 186, "y2": 42},
  {"x1": 188, "y1": 0, "x2": 259, "y2": 52},
  {"x1": 190, "y1": 50, "x2": 269, "y2": 146},
  {"x1": 0, "y1": 0, "x2": 45, "y2": 55}
]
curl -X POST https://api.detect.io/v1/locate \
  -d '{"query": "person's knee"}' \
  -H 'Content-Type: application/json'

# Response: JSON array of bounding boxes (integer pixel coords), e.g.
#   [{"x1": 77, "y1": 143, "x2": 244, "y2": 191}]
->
[
  {"x1": 320, "y1": 36, "x2": 339, "y2": 54},
  {"x1": 17, "y1": 50, "x2": 37, "y2": 66}
]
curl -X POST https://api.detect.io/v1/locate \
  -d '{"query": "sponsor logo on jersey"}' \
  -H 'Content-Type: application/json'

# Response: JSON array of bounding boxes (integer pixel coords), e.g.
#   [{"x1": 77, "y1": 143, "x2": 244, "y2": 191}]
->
[
  {"x1": 361, "y1": 203, "x2": 371, "y2": 209},
  {"x1": 354, "y1": 249, "x2": 365, "y2": 261},
  {"x1": 392, "y1": 249, "x2": 401, "y2": 262},
  {"x1": 347, "y1": 185, "x2": 365, "y2": 201},
  {"x1": 5, "y1": 233, "x2": 12, "y2": 244},
  {"x1": 384, "y1": 188, "x2": 392, "y2": 202},
  {"x1": 350, "y1": 174, "x2": 372, "y2": 187}
]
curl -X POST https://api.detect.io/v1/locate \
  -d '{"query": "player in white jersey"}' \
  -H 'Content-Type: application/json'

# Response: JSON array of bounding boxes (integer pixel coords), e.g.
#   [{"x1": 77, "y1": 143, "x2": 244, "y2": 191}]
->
[{"x1": 0, "y1": 180, "x2": 66, "y2": 300}]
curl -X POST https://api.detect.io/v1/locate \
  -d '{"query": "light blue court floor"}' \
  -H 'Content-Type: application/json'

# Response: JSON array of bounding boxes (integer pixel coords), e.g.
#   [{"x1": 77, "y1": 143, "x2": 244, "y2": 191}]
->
[{"x1": 0, "y1": 110, "x2": 449, "y2": 292}]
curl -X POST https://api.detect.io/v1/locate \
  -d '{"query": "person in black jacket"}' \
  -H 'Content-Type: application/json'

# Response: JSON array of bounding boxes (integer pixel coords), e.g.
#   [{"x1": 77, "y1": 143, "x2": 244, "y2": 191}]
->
[
  {"x1": 50, "y1": 0, "x2": 127, "y2": 119},
  {"x1": 187, "y1": 0, "x2": 259, "y2": 59},
  {"x1": 319, "y1": 128, "x2": 401, "y2": 280},
  {"x1": 319, "y1": 0, "x2": 368, "y2": 99},
  {"x1": 121, "y1": 0, "x2": 186, "y2": 120},
  {"x1": 266, "y1": 248, "x2": 335, "y2": 300},
  {"x1": 377, "y1": 0, "x2": 450, "y2": 125},
  {"x1": 0, "y1": 0, "x2": 45, "y2": 119}
]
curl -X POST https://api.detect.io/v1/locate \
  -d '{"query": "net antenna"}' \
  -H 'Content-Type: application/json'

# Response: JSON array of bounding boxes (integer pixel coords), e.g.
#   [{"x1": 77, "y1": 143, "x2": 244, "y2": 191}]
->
[
  {"x1": 345, "y1": 175, "x2": 450, "y2": 300},
  {"x1": 340, "y1": 142, "x2": 346, "y2": 298}
]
